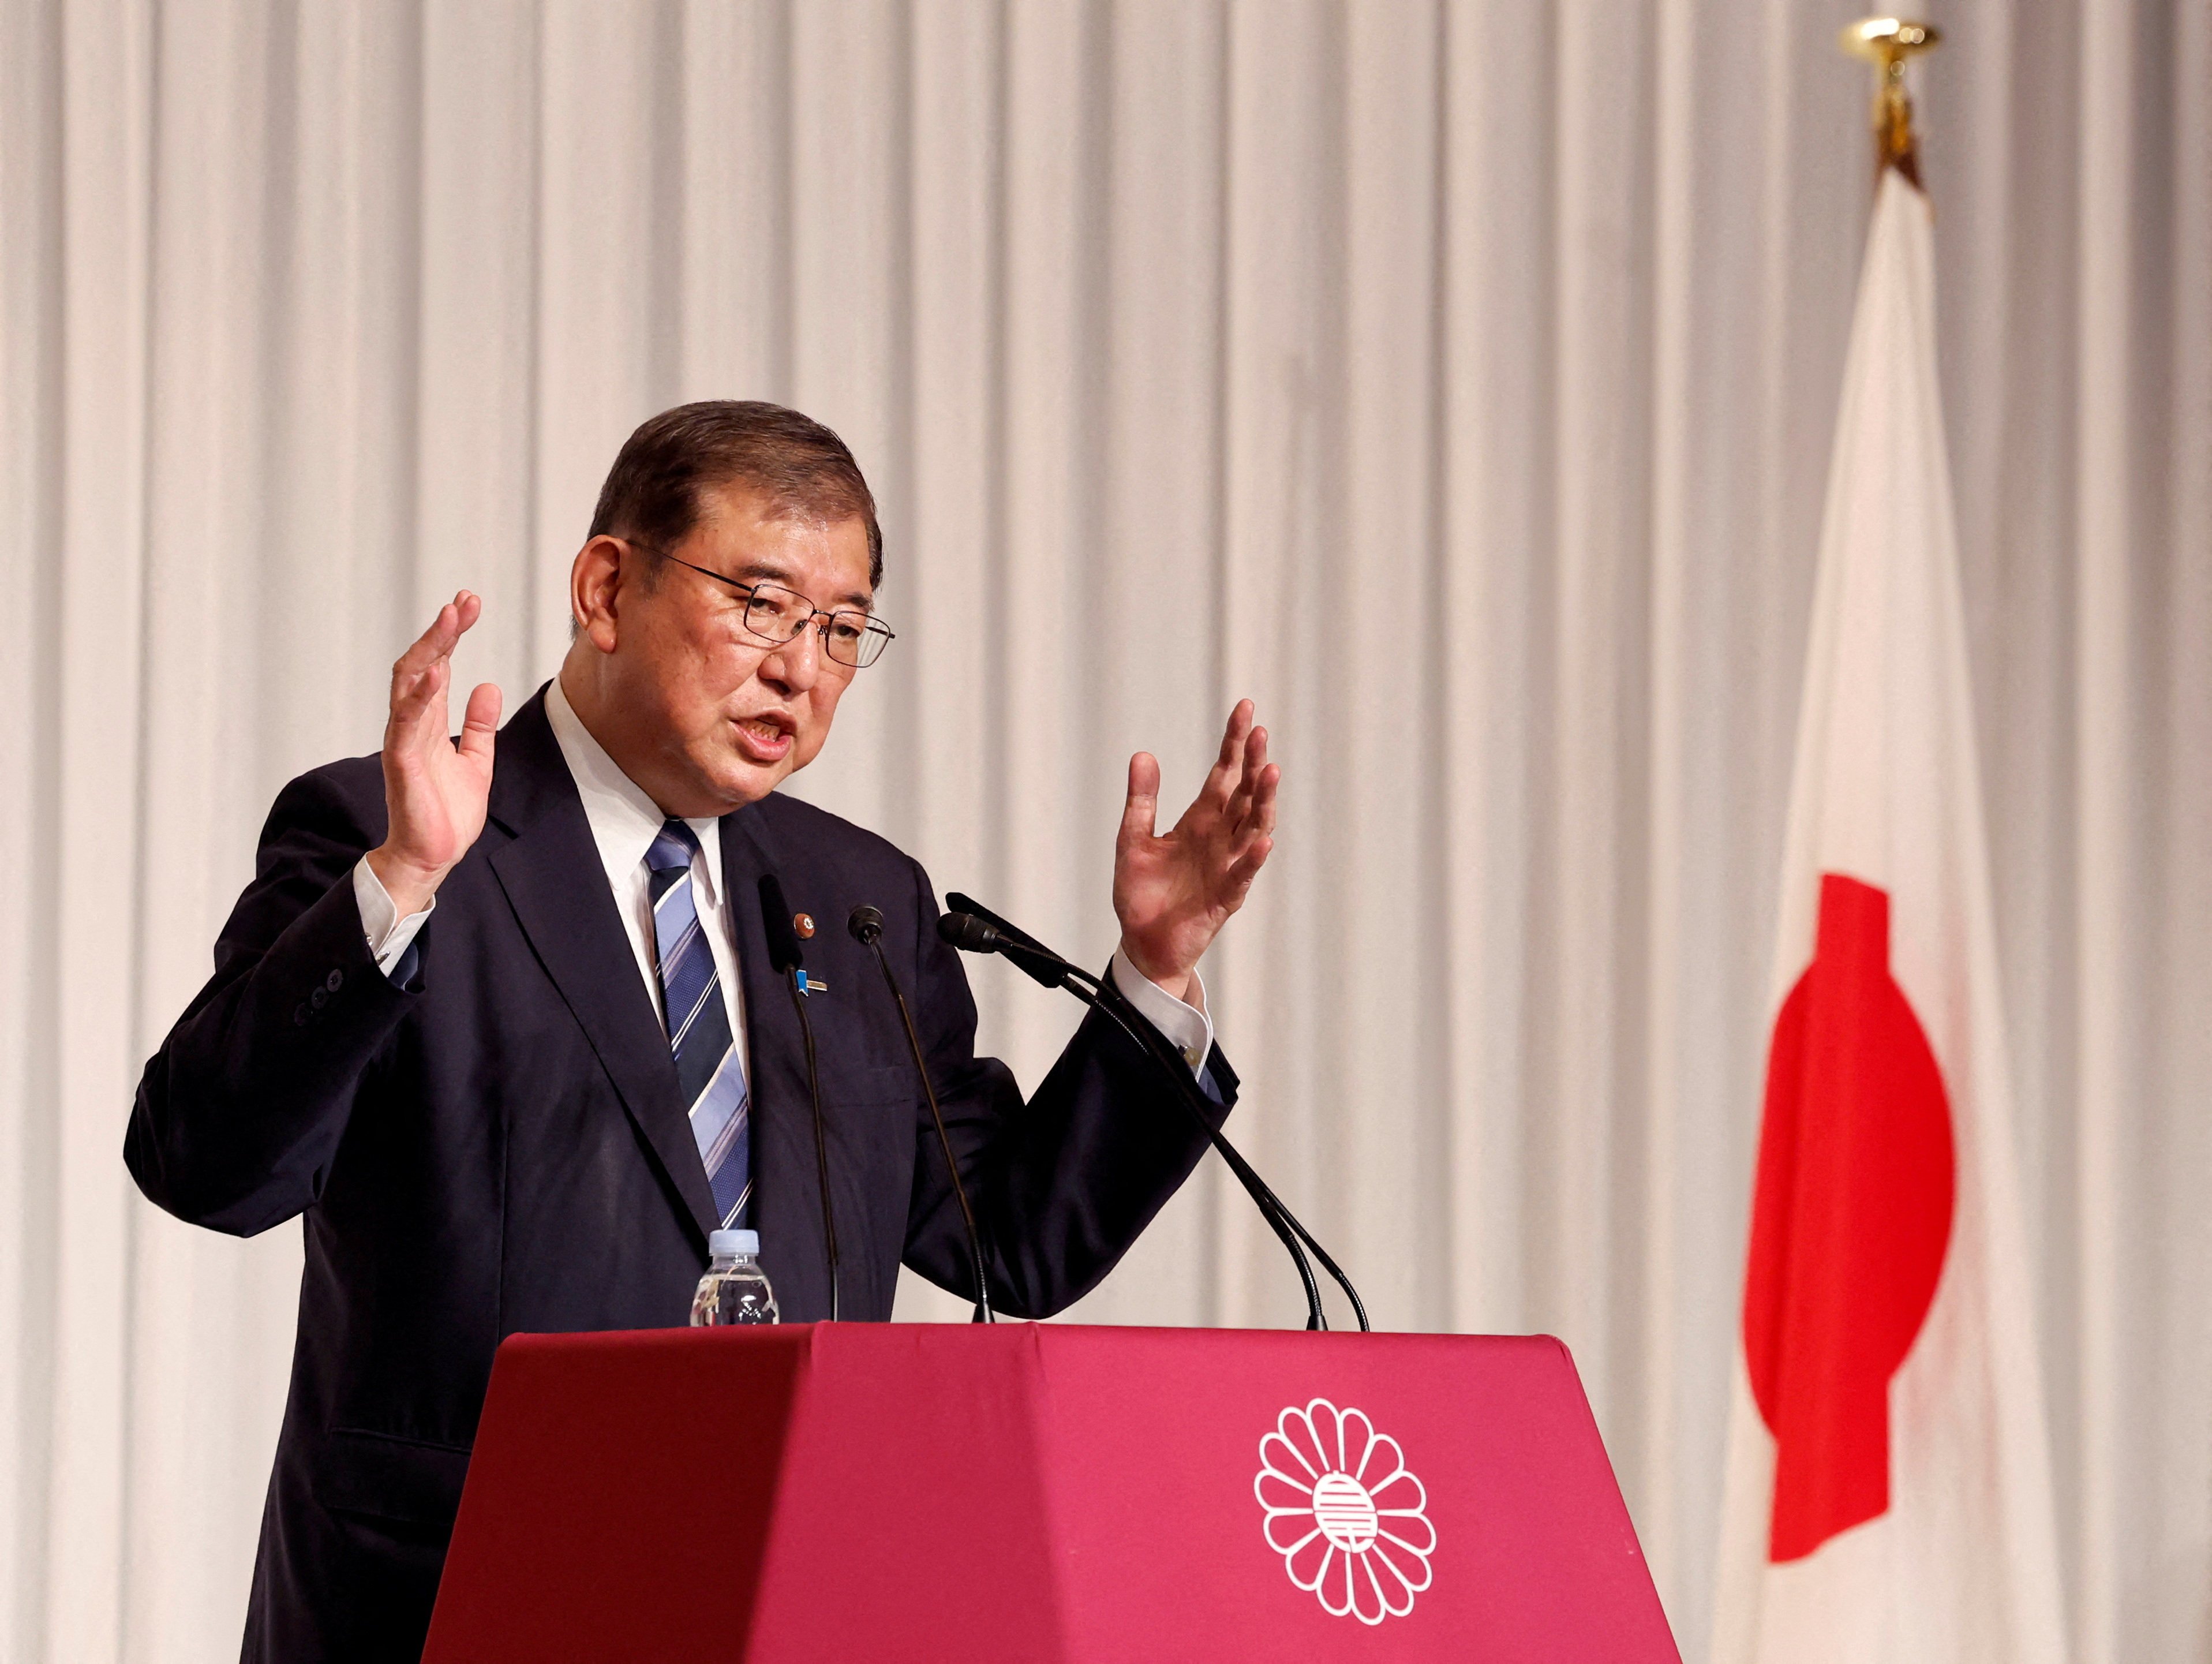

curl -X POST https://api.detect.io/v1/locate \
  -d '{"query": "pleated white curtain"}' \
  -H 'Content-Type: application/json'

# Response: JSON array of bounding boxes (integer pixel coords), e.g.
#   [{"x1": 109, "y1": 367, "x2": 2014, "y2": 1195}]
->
[{"x1": 2, "y1": 2, "x2": 2205, "y2": 1661}]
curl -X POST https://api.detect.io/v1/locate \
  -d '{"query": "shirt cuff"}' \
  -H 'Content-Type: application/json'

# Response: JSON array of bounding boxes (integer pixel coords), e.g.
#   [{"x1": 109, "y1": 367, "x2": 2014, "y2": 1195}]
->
[
  {"x1": 1108, "y1": 946, "x2": 1215, "y2": 1075},
  {"x1": 352, "y1": 855, "x2": 435, "y2": 981}
]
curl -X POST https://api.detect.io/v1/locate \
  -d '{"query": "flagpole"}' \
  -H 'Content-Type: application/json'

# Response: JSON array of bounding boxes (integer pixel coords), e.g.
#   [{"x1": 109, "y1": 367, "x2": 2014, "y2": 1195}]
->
[{"x1": 1839, "y1": 17, "x2": 1941, "y2": 185}]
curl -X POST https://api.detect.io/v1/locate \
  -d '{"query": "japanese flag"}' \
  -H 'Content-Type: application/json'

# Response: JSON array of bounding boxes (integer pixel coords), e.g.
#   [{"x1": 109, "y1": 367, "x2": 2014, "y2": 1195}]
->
[{"x1": 1709, "y1": 170, "x2": 2067, "y2": 1664}]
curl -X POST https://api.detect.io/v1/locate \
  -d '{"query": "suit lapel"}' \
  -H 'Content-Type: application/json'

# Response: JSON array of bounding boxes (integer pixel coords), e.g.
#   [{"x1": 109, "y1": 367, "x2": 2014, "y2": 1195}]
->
[
  {"x1": 485, "y1": 690, "x2": 720, "y2": 1244},
  {"x1": 718, "y1": 804, "x2": 830, "y2": 1317}
]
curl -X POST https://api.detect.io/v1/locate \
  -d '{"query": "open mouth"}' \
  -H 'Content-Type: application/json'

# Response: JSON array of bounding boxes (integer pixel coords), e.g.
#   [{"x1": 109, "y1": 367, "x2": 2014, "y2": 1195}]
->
[{"x1": 733, "y1": 713, "x2": 795, "y2": 762}]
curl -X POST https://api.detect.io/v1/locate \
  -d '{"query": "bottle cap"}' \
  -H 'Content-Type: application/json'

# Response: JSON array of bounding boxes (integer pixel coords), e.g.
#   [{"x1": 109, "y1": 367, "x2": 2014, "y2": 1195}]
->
[{"x1": 709, "y1": 1228, "x2": 760, "y2": 1258}]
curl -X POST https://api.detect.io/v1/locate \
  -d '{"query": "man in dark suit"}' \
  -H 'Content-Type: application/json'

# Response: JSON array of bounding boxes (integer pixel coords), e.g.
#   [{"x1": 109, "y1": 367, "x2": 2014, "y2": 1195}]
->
[{"x1": 126, "y1": 402, "x2": 1279, "y2": 1663}]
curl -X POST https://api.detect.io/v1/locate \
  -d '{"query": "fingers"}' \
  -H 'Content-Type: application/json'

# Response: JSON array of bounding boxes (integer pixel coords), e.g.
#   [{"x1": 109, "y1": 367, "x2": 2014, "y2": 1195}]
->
[
  {"x1": 387, "y1": 648, "x2": 446, "y2": 739},
  {"x1": 1136, "y1": 703, "x2": 1278, "y2": 861},
  {"x1": 1218, "y1": 777, "x2": 1278, "y2": 873},
  {"x1": 458, "y1": 682, "x2": 503, "y2": 764},
  {"x1": 387, "y1": 599, "x2": 480, "y2": 781},
  {"x1": 395, "y1": 591, "x2": 466, "y2": 671},
  {"x1": 1229, "y1": 759, "x2": 1280, "y2": 850},
  {"x1": 1200, "y1": 700, "x2": 1256, "y2": 808},
  {"x1": 1246, "y1": 745, "x2": 1279, "y2": 829},
  {"x1": 392, "y1": 592, "x2": 482, "y2": 687},
  {"x1": 390, "y1": 592, "x2": 485, "y2": 732},
  {"x1": 1223, "y1": 718, "x2": 1268, "y2": 796},
  {"x1": 1222, "y1": 834, "x2": 1275, "y2": 899},
  {"x1": 1222, "y1": 718, "x2": 1276, "y2": 826},
  {"x1": 1120, "y1": 751, "x2": 1162, "y2": 848},
  {"x1": 1217, "y1": 699, "x2": 1253, "y2": 765}
]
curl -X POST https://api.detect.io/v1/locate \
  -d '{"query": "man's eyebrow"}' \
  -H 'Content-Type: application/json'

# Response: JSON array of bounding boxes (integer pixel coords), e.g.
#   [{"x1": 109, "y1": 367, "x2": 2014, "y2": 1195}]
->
[{"x1": 728, "y1": 559, "x2": 874, "y2": 611}]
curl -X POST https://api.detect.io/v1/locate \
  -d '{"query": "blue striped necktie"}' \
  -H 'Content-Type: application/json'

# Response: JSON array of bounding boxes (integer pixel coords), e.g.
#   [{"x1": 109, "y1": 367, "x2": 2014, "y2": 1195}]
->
[{"x1": 646, "y1": 821, "x2": 751, "y2": 1228}]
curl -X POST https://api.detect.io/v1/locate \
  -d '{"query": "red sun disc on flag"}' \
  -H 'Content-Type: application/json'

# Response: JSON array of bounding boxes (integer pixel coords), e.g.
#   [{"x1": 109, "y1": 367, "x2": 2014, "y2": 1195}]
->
[{"x1": 1743, "y1": 872, "x2": 1956, "y2": 1563}]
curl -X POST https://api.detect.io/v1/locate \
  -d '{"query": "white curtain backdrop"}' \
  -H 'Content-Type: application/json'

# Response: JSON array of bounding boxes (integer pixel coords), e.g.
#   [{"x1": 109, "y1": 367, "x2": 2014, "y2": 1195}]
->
[{"x1": 3, "y1": 2, "x2": 2205, "y2": 1661}]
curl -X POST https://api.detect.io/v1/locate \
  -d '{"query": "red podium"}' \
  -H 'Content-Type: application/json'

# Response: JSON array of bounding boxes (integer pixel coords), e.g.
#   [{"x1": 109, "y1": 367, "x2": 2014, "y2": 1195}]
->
[{"x1": 422, "y1": 1323, "x2": 1678, "y2": 1661}]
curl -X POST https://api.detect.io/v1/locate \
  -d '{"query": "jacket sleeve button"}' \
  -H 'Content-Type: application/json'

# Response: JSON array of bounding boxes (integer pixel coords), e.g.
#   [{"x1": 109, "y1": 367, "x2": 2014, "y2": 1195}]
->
[
  {"x1": 310, "y1": 987, "x2": 328, "y2": 1010},
  {"x1": 293, "y1": 1004, "x2": 309, "y2": 1027},
  {"x1": 326, "y1": 969, "x2": 344, "y2": 992}
]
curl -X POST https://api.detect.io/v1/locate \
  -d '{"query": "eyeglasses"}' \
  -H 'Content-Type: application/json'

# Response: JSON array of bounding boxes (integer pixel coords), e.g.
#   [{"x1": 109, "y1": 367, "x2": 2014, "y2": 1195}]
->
[{"x1": 624, "y1": 541, "x2": 897, "y2": 670}]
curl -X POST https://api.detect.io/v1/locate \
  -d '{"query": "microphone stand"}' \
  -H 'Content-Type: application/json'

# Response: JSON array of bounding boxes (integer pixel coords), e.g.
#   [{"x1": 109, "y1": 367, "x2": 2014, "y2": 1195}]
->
[
  {"x1": 780, "y1": 968, "x2": 840, "y2": 1322},
  {"x1": 941, "y1": 899, "x2": 1369, "y2": 1333},
  {"x1": 759, "y1": 876, "x2": 839, "y2": 1321},
  {"x1": 1064, "y1": 975, "x2": 1328, "y2": 1331},
  {"x1": 948, "y1": 895, "x2": 1369, "y2": 1332},
  {"x1": 1086, "y1": 969, "x2": 1369, "y2": 1332},
  {"x1": 848, "y1": 905, "x2": 993, "y2": 1323}
]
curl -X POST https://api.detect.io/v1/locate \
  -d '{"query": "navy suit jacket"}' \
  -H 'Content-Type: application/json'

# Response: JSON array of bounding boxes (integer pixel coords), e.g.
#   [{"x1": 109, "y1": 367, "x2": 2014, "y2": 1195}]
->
[{"x1": 126, "y1": 686, "x2": 1233, "y2": 1663}]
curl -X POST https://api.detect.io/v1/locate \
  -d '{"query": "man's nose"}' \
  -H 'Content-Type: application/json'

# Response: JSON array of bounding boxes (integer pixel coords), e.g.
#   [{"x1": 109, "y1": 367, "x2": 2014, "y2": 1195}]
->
[{"x1": 758, "y1": 624, "x2": 822, "y2": 693}]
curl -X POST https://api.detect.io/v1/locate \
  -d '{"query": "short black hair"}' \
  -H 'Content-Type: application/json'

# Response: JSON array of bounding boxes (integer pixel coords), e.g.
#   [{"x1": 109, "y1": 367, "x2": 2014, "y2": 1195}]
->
[{"x1": 588, "y1": 400, "x2": 883, "y2": 588}]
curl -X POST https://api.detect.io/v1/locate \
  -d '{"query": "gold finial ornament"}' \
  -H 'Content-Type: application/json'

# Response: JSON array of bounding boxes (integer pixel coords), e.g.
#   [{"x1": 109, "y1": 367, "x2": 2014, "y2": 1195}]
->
[{"x1": 1839, "y1": 17, "x2": 1941, "y2": 186}]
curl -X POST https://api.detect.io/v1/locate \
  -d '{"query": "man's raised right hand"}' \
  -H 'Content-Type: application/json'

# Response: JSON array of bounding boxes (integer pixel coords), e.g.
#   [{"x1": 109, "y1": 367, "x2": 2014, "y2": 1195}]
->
[{"x1": 366, "y1": 592, "x2": 503, "y2": 919}]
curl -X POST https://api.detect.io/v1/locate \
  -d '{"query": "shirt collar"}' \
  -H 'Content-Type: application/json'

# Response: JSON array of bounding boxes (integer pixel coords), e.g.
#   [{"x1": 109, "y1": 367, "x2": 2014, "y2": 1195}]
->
[{"x1": 544, "y1": 675, "x2": 725, "y2": 905}]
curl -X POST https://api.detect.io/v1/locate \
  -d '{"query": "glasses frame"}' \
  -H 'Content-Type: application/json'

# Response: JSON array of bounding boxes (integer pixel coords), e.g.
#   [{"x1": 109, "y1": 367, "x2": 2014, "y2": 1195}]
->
[{"x1": 620, "y1": 538, "x2": 896, "y2": 670}]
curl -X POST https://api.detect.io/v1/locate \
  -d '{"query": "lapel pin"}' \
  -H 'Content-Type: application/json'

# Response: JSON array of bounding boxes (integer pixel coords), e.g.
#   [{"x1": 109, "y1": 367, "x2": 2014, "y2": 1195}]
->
[
  {"x1": 794, "y1": 970, "x2": 827, "y2": 996},
  {"x1": 793, "y1": 912, "x2": 817, "y2": 940}
]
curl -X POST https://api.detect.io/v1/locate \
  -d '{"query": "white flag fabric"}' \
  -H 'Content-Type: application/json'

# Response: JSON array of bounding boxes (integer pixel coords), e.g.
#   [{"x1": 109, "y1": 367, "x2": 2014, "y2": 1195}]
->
[{"x1": 1708, "y1": 170, "x2": 2067, "y2": 1664}]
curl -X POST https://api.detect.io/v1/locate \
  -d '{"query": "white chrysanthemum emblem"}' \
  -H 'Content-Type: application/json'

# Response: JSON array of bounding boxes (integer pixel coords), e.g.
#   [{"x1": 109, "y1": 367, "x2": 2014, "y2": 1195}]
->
[{"x1": 1254, "y1": 1398, "x2": 1435, "y2": 1623}]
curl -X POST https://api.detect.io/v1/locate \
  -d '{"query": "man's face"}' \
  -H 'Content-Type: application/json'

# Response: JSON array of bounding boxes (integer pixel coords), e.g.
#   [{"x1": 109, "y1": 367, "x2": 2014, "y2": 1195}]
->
[{"x1": 593, "y1": 484, "x2": 875, "y2": 817}]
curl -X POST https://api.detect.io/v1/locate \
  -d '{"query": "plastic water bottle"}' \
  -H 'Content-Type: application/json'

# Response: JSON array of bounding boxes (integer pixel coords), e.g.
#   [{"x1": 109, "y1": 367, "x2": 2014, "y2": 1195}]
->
[{"x1": 690, "y1": 1229, "x2": 779, "y2": 1325}]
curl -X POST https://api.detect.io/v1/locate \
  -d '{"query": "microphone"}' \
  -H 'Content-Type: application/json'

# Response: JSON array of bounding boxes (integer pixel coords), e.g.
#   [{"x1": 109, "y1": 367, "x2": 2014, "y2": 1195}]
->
[
  {"x1": 850, "y1": 905, "x2": 993, "y2": 1322},
  {"x1": 942, "y1": 895, "x2": 1368, "y2": 1331},
  {"x1": 934, "y1": 910, "x2": 999, "y2": 953},
  {"x1": 934, "y1": 911, "x2": 1073, "y2": 990},
  {"x1": 942, "y1": 893, "x2": 1056, "y2": 960},
  {"x1": 758, "y1": 873, "x2": 839, "y2": 1321},
  {"x1": 937, "y1": 901, "x2": 1368, "y2": 1332}
]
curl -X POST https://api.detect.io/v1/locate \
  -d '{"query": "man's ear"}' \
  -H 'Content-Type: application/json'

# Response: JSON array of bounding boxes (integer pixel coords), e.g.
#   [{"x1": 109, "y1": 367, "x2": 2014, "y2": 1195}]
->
[{"x1": 570, "y1": 536, "x2": 625, "y2": 652}]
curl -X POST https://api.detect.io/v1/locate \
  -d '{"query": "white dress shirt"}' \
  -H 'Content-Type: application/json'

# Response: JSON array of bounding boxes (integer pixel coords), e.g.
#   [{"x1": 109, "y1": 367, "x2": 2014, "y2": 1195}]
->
[{"x1": 352, "y1": 680, "x2": 1216, "y2": 1071}]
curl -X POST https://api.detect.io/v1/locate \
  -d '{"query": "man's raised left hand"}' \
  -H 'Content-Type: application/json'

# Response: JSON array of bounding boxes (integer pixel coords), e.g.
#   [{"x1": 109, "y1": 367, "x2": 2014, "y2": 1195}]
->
[{"x1": 1111, "y1": 700, "x2": 1280, "y2": 1004}]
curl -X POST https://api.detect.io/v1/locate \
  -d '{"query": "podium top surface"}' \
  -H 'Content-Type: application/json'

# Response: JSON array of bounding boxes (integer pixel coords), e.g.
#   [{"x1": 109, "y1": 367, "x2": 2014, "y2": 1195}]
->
[{"x1": 428, "y1": 1323, "x2": 1678, "y2": 1663}]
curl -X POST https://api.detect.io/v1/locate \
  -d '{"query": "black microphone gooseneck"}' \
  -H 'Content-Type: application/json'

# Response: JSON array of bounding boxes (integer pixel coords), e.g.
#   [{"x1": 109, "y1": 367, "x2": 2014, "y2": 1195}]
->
[
  {"x1": 937, "y1": 909, "x2": 1323, "y2": 1330},
  {"x1": 944, "y1": 895, "x2": 1369, "y2": 1333},
  {"x1": 944, "y1": 895, "x2": 1369, "y2": 1331},
  {"x1": 938, "y1": 900, "x2": 1368, "y2": 1332},
  {"x1": 759, "y1": 874, "x2": 839, "y2": 1321},
  {"x1": 848, "y1": 904, "x2": 994, "y2": 1323}
]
